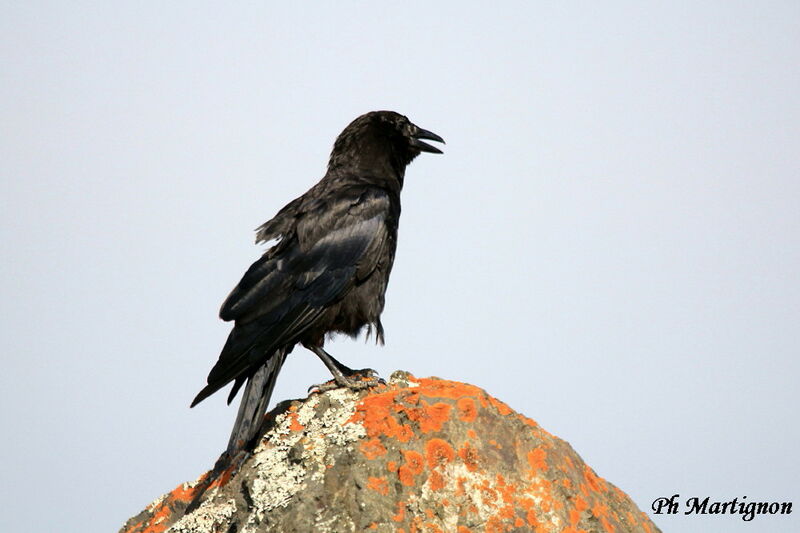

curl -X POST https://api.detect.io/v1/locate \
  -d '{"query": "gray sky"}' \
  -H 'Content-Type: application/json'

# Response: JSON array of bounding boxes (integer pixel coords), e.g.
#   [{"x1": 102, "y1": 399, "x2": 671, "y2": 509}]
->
[{"x1": 1, "y1": 2, "x2": 798, "y2": 532}]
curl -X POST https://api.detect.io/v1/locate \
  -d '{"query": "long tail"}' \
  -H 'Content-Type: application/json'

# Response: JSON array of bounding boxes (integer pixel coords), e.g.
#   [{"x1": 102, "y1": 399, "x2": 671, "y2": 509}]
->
[{"x1": 226, "y1": 348, "x2": 287, "y2": 455}]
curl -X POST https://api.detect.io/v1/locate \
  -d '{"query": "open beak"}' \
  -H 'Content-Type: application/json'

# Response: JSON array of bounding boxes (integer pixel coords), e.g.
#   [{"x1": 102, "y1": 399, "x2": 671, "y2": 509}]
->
[{"x1": 412, "y1": 126, "x2": 445, "y2": 154}]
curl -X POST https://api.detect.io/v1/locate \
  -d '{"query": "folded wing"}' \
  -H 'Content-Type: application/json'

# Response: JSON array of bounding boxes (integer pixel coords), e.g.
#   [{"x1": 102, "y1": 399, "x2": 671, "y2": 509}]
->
[{"x1": 191, "y1": 188, "x2": 390, "y2": 406}]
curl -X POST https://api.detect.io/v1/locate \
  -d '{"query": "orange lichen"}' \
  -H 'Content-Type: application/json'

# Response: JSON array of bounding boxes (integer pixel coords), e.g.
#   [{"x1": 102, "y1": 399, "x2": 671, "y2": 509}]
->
[
  {"x1": 403, "y1": 391, "x2": 421, "y2": 405},
  {"x1": 367, "y1": 476, "x2": 389, "y2": 496},
  {"x1": 457, "y1": 527, "x2": 472, "y2": 533},
  {"x1": 425, "y1": 438, "x2": 455, "y2": 468},
  {"x1": 403, "y1": 450, "x2": 425, "y2": 474},
  {"x1": 387, "y1": 460, "x2": 398, "y2": 472},
  {"x1": 131, "y1": 473, "x2": 222, "y2": 533},
  {"x1": 592, "y1": 503, "x2": 608, "y2": 517},
  {"x1": 414, "y1": 377, "x2": 486, "y2": 400},
  {"x1": 349, "y1": 389, "x2": 415, "y2": 441},
  {"x1": 142, "y1": 506, "x2": 170, "y2": 533},
  {"x1": 360, "y1": 437, "x2": 387, "y2": 460},
  {"x1": 455, "y1": 476, "x2": 467, "y2": 497},
  {"x1": 120, "y1": 481, "x2": 201, "y2": 532},
  {"x1": 456, "y1": 397, "x2": 477, "y2": 422},
  {"x1": 575, "y1": 496, "x2": 589, "y2": 513},
  {"x1": 408, "y1": 401, "x2": 451, "y2": 433},
  {"x1": 398, "y1": 450, "x2": 425, "y2": 486},
  {"x1": 583, "y1": 465, "x2": 608, "y2": 493},
  {"x1": 392, "y1": 501, "x2": 406, "y2": 522},
  {"x1": 288, "y1": 412, "x2": 304, "y2": 432},
  {"x1": 485, "y1": 515, "x2": 505, "y2": 533},
  {"x1": 495, "y1": 475, "x2": 517, "y2": 504},
  {"x1": 478, "y1": 479, "x2": 498, "y2": 506},
  {"x1": 398, "y1": 466, "x2": 415, "y2": 486},
  {"x1": 458, "y1": 442, "x2": 480, "y2": 472},
  {"x1": 348, "y1": 372, "x2": 526, "y2": 487},
  {"x1": 130, "y1": 476, "x2": 205, "y2": 530},
  {"x1": 527, "y1": 448, "x2": 548, "y2": 475},
  {"x1": 170, "y1": 483, "x2": 198, "y2": 503},
  {"x1": 124, "y1": 521, "x2": 143, "y2": 533},
  {"x1": 488, "y1": 396, "x2": 512, "y2": 415},
  {"x1": 526, "y1": 509, "x2": 539, "y2": 529},
  {"x1": 518, "y1": 414, "x2": 539, "y2": 428},
  {"x1": 519, "y1": 497, "x2": 545, "y2": 531},
  {"x1": 428, "y1": 470, "x2": 445, "y2": 491},
  {"x1": 498, "y1": 503, "x2": 516, "y2": 520},
  {"x1": 208, "y1": 463, "x2": 236, "y2": 490}
]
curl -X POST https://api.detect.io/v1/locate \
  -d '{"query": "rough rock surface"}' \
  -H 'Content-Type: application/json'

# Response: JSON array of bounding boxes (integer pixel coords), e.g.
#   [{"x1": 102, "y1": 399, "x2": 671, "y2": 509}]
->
[{"x1": 121, "y1": 372, "x2": 661, "y2": 533}]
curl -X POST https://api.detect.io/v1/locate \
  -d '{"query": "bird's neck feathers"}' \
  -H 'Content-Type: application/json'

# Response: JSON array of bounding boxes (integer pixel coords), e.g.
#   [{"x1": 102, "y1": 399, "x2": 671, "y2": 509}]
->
[
  {"x1": 327, "y1": 137, "x2": 414, "y2": 191},
  {"x1": 324, "y1": 163, "x2": 406, "y2": 195}
]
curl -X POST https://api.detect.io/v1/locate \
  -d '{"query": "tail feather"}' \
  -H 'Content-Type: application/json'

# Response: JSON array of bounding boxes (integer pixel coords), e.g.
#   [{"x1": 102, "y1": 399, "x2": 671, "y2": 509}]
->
[{"x1": 226, "y1": 349, "x2": 287, "y2": 455}]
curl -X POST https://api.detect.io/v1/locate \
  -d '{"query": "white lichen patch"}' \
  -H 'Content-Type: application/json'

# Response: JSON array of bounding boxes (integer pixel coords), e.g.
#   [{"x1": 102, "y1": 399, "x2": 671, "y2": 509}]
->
[
  {"x1": 425, "y1": 462, "x2": 496, "y2": 526},
  {"x1": 166, "y1": 498, "x2": 237, "y2": 533},
  {"x1": 241, "y1": 387, "x2": 367, "y2": 532},
  {"x1": 312, "y1": 506, "x2": 356, "y2": 533},
  {"x1": 408, "y1": 459, "x2": 563, "y2": 530},
  {"x1": 146, "y1": 492, "x2": 167, "y2": 512}
]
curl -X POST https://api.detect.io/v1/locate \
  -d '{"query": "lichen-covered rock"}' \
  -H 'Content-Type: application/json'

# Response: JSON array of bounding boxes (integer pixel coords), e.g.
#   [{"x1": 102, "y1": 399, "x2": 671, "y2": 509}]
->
[{"x1": 120, "y1": 372, "x2": 661, "y2": 533}]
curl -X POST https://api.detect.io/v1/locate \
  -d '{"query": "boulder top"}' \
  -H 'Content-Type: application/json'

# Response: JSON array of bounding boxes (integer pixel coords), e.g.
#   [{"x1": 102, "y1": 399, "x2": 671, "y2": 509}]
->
[{"x1": 121, "y1": 371, "x2": 661, "y2": 533}]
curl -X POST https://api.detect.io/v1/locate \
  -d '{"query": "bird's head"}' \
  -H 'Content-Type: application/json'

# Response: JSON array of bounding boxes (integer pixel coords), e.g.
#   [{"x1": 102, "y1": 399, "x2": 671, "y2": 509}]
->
[{"x1": 328, "y1": 111, "x2": 444, "y2": 178}]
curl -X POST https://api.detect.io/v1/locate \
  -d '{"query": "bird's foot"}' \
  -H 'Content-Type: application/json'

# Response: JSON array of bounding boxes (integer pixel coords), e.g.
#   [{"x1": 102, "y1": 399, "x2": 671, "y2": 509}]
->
[{"x1": 308, "y1": 368, "x2": 385, "y2": 394}]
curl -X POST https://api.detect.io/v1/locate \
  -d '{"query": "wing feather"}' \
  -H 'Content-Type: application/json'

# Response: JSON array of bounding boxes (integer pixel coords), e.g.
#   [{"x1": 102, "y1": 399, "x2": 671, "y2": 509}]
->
[{"x1": 195, "y1": 188, "x2": 390, "y2": 404}]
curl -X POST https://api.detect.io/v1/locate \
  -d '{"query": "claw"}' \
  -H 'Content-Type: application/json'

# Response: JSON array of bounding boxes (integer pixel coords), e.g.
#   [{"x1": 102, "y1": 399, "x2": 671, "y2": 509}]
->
[
  {"x1": 308, "y1": 381, "x2": 339, "y2": 394},
  {"x1": 308, "y1": 381, "x2": 327, "y2": 394},
  {"x1": 307, "y1": 368, "x2": 383, "y2": 395}
]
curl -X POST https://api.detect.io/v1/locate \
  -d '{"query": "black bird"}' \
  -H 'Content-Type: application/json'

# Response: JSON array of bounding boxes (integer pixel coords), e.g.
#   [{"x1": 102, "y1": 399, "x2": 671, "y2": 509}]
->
[{"x1": 191, "y1": 111, "x2": 444, "y2": 454}]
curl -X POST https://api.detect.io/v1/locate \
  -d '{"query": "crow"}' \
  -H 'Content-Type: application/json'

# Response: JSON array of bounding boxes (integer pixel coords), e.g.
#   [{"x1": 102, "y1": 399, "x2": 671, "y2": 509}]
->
[{"x1": 191, "y1": 111, "x2": 444, "y2": 454}]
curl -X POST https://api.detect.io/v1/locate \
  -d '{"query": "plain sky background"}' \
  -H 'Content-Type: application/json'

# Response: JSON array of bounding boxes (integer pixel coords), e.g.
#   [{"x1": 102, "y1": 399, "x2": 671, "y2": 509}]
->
[{"x1": 1, "y1": 2, "x2": 798, "y2": 532}]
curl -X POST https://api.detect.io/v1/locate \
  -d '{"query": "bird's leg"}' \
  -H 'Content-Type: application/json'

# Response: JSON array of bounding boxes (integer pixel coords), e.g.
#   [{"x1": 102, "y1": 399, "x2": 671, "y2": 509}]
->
[
  {"x1": 306, "y1": 345, "x2": 382, "y2": 393},
  {"x1": 322, "y1": 350, "x2": 358, "y2": 376}
]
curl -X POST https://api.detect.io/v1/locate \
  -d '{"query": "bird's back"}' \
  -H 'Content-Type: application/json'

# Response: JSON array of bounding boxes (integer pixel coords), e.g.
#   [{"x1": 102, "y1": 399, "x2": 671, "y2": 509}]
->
[{"x1": 192, "y1": 176, "x2": 399, "y2": 406}]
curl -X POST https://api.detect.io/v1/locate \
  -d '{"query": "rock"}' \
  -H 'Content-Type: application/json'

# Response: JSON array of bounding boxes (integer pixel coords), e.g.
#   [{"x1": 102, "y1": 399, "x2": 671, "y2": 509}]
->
[{"x1": 120, "y1": 371, "x2": 661, "y2": 533}]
